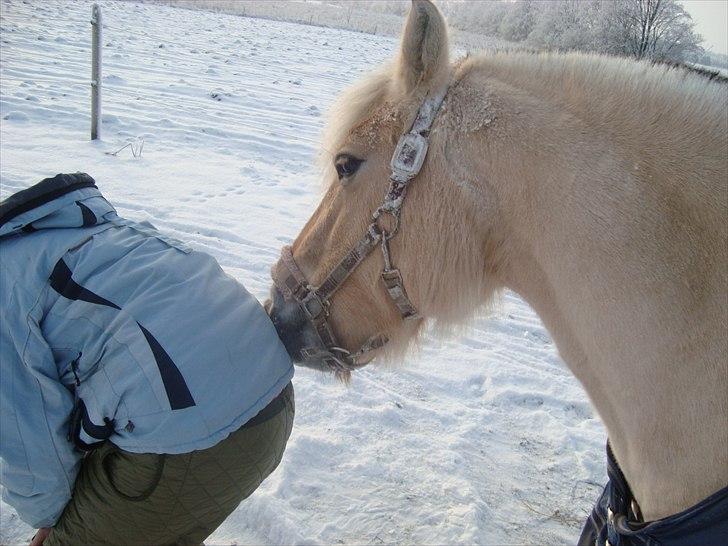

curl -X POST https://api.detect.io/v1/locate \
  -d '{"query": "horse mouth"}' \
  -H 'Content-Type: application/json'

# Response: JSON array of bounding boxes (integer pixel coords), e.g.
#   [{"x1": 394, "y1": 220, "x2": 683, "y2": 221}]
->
[{"x1": 266, "y1": 286, "x2": 331, "y2": 372}]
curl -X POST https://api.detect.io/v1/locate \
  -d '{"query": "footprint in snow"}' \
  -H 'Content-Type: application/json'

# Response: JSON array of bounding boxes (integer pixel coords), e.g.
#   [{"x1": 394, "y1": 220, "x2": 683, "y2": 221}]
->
[
  {"x1": 209, "y1": 90, "x2": 232, "y2": 101},
  {"x1": 3, "y1": 111, "x2": 29, "y2": 122},
  {"x1": 101, "y1": 114, "x2": 119, "y2": 124},
  {"x1": 103, "y1": 74, "x2": 126, "y2": 85}
]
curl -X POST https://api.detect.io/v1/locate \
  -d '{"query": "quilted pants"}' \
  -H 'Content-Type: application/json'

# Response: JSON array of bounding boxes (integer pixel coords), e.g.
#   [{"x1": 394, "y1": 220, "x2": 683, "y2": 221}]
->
[{"x1": 46, "y1": 383, "x2": 294, "y2": 546}]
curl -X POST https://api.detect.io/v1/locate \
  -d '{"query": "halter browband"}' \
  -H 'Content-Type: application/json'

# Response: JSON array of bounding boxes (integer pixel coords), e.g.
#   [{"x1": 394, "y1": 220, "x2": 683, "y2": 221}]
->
[{"x1": 272, "y1": 83, "x2": 449, "y2": 373}]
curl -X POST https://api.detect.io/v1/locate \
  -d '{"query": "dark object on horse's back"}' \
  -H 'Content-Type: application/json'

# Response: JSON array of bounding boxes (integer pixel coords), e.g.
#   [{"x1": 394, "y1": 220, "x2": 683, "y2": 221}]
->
[
  {"x1": 655, "y1": 60, "x2": 728, "y2": 83},
  {"x1": 578, "y1": 444, "x2": 728, "y2": 546}
]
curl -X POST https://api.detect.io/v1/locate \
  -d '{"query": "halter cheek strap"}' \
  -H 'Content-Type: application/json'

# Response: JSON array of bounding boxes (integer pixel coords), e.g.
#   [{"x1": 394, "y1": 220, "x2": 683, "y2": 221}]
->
[{"x1": 271, "y1": 82, "x2": 449, "y2": 372}]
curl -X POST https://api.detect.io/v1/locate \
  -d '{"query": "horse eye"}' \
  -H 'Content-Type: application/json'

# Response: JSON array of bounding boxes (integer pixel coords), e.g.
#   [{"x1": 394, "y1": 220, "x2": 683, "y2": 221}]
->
[{"x1": 335, "y1": 155, "x2": 364, "y2": 182}]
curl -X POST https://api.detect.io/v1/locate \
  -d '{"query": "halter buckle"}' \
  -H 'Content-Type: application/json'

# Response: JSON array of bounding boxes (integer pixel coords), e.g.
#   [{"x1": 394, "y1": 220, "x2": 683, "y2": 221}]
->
[
  {"x1": 300, "y1": 290, "x2": 328, "y2": 320},
  {"x1": 381, "y1": 268, "x2": 420, "y2": 320}
]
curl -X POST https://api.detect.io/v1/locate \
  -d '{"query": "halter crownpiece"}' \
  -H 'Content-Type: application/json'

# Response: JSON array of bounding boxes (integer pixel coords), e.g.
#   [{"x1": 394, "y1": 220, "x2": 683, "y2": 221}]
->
[{"x1": 272, "y1": 82, "x2": 450, "y2": 372}]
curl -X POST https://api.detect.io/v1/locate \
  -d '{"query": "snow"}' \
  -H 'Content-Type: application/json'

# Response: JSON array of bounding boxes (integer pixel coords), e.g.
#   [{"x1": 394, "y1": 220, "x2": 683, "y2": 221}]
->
[{"x1": 0, "y1": 0, "x2": 606, "y2": 544}]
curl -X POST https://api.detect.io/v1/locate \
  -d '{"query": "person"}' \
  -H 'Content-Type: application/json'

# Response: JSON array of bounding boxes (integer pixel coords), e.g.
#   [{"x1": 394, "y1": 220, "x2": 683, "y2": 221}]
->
[{"x1": 0, "y1": 173, "x2": 295, "y2": 546}]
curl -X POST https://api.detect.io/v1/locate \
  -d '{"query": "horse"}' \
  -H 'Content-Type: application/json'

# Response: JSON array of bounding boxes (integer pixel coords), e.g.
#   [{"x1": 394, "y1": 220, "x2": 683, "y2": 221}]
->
[{"x1": 268, "y1": 0, "x2": 727, "y2": 537}]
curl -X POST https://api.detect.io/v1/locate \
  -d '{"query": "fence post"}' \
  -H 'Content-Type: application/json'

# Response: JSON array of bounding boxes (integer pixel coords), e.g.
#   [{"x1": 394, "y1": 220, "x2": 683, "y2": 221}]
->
[{"x1": 91, "y1": 4, "x2": 102, "y2": 140}]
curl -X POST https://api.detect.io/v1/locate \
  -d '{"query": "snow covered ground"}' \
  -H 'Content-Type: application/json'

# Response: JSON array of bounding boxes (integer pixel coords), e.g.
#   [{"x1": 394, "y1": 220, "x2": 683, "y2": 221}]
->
[{"x1": 0, "y1": 1, "x2": 606, "y2": 544}]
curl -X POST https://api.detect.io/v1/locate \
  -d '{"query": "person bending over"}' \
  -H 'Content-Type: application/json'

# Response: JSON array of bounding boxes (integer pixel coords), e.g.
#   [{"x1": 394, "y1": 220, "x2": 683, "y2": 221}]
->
[{"x1": 0, "y1": 173, "x2": 294, "y2": 546}]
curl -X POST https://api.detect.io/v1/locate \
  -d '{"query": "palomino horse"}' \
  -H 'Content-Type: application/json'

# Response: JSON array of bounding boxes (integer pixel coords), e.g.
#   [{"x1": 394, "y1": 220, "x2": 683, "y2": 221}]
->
[{"x1": 268, "y1": 0, "x2": 727, "y2": 541}]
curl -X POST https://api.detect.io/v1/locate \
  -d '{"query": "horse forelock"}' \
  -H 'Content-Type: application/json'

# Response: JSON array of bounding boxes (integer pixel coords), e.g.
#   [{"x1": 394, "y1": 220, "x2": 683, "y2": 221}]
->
[{"x1": 318, "y1": 65, "x2": 397, "y2": 182}]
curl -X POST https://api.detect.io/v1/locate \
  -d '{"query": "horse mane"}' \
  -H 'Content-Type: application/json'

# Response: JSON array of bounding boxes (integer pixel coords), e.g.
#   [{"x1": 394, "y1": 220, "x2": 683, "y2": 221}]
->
[
  {"x1": 456, "y1": 51, "x2": 727, "y2": 140},
  {"x1": 322, "y1": 52, "x2": 726, "y2": 183},
  {"x1": 655, "y1": 60, "x2": 728, "y2": 83}
]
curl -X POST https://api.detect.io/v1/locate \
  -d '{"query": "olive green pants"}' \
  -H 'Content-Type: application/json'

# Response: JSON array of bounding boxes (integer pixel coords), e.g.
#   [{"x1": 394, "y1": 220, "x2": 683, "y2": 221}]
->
[{"x1": 46, "y1": 384, "x2": 294, "y2": 546}]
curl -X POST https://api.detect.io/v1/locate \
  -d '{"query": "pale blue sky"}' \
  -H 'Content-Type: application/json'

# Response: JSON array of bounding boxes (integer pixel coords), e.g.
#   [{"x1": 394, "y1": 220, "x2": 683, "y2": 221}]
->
[{"x1": 681, "y1": 0, "x2": 728, "y2": 55}]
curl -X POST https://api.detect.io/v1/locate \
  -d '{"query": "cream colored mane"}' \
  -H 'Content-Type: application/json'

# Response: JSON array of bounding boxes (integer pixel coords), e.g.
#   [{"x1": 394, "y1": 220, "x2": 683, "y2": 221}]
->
[{"x1": 324, "y1": 51, "x2": 726, "y2": 169}]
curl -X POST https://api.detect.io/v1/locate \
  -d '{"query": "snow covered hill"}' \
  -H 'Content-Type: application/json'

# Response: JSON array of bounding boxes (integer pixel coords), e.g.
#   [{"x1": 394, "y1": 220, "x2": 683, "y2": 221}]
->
[{"x1": 0, "y1": 1, "x2": 606, "y2": 544}]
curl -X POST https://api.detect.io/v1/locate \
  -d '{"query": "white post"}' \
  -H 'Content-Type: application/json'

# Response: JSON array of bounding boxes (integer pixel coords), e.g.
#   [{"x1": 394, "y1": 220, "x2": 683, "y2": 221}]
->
[{"x1": 91, "y1": 4, "x2": 102, "y2": 140}]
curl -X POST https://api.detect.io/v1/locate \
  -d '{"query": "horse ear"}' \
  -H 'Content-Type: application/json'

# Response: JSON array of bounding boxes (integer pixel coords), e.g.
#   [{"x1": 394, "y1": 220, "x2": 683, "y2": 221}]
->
[{"x1": 396, "y1": 0, "x2": 449, "y2": 94}]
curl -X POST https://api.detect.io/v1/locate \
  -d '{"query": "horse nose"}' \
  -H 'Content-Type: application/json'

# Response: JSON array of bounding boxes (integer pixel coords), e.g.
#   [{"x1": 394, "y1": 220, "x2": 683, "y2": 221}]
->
[{"x1": 267, "y1": 285, "x2": 309, "y2": 362}]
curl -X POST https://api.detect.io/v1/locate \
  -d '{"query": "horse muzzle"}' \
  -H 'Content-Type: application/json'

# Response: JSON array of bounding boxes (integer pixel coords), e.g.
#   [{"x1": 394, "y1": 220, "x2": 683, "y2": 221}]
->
[{"x1": 267, "y1": 285, "x2": 329, "y2": 372}]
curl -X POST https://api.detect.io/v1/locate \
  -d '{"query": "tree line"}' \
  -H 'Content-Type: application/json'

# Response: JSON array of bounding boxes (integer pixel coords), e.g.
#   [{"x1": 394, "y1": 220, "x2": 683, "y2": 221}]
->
[
  {"x1": 338, "y1": 0, "x2": 725, "y2": 67},
  {"x1": 146, "y1": 0, "x2": 727, "y2": 69}
]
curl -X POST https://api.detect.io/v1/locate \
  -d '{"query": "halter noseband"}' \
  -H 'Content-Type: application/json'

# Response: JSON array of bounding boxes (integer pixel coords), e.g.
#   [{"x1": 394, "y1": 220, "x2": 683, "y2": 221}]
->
[{"x1": 271, "y1": 83, "x2": 449, "y2": 373}]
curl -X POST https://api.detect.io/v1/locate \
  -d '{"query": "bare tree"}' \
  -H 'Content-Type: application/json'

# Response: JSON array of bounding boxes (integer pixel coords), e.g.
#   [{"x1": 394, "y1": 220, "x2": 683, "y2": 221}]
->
[
  {"x1": 495, "y1": 0, "x2": 702, "y2": 62},
  {"x1": 498, "y1": 0, "x2": 536, "y2": 42},
  {"x1": 615, "y1": 0, "x2": 702, "y2": 60}
]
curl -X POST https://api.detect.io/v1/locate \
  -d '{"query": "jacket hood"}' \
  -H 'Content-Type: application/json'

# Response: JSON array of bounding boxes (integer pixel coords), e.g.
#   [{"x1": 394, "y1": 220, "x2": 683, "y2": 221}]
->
[{"x1": 0, "y1": 173, "x2": 115, "y2": 238}]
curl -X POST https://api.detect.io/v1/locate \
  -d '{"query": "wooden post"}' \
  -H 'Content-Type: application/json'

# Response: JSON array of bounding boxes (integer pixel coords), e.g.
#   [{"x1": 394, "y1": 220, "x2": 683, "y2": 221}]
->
[{"x1": 91, "y1": 4, "x2": 102, "y2": 140}]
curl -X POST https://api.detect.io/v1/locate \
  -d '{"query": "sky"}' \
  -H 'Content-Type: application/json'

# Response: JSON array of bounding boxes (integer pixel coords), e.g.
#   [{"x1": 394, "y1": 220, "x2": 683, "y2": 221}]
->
[{"x1": 681, "y1": 0, "x2": 728, "y2": 55}]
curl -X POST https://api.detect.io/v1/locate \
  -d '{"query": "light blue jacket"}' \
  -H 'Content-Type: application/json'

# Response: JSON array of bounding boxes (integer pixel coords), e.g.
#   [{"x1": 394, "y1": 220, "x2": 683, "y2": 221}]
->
[{"x1": 0, "y1": 173, "x2": 293, "y2": 528}]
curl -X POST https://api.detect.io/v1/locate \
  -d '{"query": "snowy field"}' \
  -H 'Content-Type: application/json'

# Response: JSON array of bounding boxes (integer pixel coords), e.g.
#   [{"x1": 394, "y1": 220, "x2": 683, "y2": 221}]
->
[{"x1": 0, "y1": 1, "x2": 606, "y2": 544}]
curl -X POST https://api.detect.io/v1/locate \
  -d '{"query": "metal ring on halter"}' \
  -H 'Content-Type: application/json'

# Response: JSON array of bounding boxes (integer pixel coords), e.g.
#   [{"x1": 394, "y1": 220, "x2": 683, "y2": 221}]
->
[{"x1": 371, "y1": 207, "x2": 401, "y2": 240}]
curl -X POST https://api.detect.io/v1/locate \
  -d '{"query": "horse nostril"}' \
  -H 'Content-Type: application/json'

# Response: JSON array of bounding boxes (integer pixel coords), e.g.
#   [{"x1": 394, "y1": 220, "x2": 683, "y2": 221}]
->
[
  {"x1": 266, "y1": 287, "x2": 285, "y2": 326},
  {"x1": 266, "y1": 285, "x2": 318, "y2": 365}
]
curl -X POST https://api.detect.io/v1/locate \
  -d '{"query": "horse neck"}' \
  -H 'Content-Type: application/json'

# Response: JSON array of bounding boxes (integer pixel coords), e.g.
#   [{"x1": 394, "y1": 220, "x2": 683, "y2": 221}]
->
[{"x1": 462, "y1": 70, "x2": 728, "y2": 521}]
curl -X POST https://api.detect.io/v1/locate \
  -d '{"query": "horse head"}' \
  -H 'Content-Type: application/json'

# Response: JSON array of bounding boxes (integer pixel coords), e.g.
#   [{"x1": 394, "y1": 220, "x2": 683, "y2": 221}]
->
[{"x1": 268, "y1": 0, "x2": 499, "y2": 379}]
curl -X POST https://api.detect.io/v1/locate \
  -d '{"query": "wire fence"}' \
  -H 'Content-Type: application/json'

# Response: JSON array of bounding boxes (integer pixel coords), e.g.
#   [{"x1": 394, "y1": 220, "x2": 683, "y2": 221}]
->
[{"x1": 1, "y1": 3, "x2": 352, "y2": 153}]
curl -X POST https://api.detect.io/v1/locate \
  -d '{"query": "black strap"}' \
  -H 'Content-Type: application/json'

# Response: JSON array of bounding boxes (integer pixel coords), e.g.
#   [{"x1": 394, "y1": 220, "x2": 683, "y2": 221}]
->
[
  {"x1": 607, "y1": 442, "x2": 643, "y2": 523},
  {"x1": 69, "y1": 398, "x2": 115, "y2": 452},
  {"x1": 243, "y1": 383, "x2": 292, "y2": 428}
]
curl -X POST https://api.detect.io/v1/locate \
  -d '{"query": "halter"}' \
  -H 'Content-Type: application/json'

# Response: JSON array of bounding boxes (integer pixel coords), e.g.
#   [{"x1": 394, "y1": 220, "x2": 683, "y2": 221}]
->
[{"x1": 271, "y1": 83, "x2": 449, "y2": 373}]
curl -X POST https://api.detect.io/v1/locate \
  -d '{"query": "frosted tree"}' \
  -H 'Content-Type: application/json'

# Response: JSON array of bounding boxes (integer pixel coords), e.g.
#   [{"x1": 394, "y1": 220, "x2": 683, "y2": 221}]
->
[
  {"x1": 527, "y1": 0, "x2": 600, "y2": 51},
  {"x1": 610, "y1": 0, "x2": 701, "y2": 60},
  {"x1": 498, "y1": 0, "x2": 537, "y2": 42},
  {"x1": 492, "y1": 0, "x2": 702, "y2": 62},
  {"x1": 441, "y1": 1, "x2": 508, "y2": 36}
]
